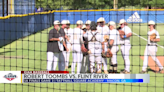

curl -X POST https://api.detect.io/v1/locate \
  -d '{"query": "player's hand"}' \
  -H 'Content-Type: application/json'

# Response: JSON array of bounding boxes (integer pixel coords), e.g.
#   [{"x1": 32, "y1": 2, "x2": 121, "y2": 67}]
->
[
  {"x1": 65, "y1": 35, "x2": 70, "y2": 41},
  {"x1": 120, "y1": 35, "x2": 124, "y2": 39},
  {"x1": 150, "y1": 39, "x2": 155, "y2": 42},
  {"x1": 102, "y1": 50, "x2": 105, "y2": 53},
  {"x1": 107, "y1": 48, "x2": 111, "y2": 52},
  {"x1": 66, "y1": 48, "x2": 69, "y2": 52},
  {"x1": 65, "y1": 35, "x2": 68, "y2": 39}
]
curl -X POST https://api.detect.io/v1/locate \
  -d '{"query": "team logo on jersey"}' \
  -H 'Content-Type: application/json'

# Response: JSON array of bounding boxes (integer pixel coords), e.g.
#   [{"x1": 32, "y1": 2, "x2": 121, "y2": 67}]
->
[
  {"x1": 127, "y1": 12, "x2": 142, "y2": 22},
  {"x1": 4, "y1": 73, "x2": 17, "y2": 81}
]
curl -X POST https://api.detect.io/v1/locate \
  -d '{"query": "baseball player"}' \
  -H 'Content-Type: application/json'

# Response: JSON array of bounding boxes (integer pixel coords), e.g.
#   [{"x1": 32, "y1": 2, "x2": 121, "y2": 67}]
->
[
  {"x1": 119, "y1": 19, "x2": 132, "y2": 74},
  {"x1": 80, "y1": 20, "x2": 91, "y2": 73},
  {"x1": 96, "y1": 17, "x2": 110, "y2": 74},
  {"x1": 82, "y1": 25, "x2": 87, "y2": 34},
  {"x1": 63, "y1": 20, "x2": 73, "y2": 69},
  {"x1": 71, "y1": 20, "x2": 86, "y2": 74},
  {"x1": 141, "y1": 20, "x2": 163, "y2": 73},
  {"x1": 97, "y1": 18, "x2": 101, "y2": 29},
  {"x1": 85, "y1": 20, "x2": 91, "y2": 31},
  {"x1": 83, "y1": 21, "x2": 103, "y2": 73},
  {"x1": 47, "y1": 20, "x2": 69, "y2": 71},
  {"x1": 108, "y1": 21, "x2": 120, "y2": 73}
]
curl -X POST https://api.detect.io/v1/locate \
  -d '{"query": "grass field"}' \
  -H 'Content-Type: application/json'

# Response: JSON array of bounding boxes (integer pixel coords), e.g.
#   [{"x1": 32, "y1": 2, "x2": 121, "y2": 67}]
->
[{"x1": 0, "y1": 24, "x2": 164, "y2": 92}]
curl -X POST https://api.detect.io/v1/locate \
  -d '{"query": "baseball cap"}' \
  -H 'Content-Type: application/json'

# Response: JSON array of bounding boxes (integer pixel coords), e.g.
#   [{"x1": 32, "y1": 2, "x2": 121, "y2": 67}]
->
[
  {"x1": 66, "y1": 20, "x2": 70, "y2": 24},
  {"x1": 76, "y1": 20, "x2": 83, "y2": 25},
  {"x1": 119, "y1": 19, "x2": 126, "y2": 25},
  {"x1": 148, "y1": 20, "x2": 155, "y2": 25},
  {"x1": 82, "y1": 25, "x2": 86, "y2": 29},
  {"x1": 108, "y1": 21, "x2": 116, "y2": 28},
  {"x1": 53, "y1": 20, "x2": 60, "y2": 25},
  {"x1": 85, "y1": 20, "x2": 91, "y2": 25},
  {"x1": 61, "y1": 20, "x2": 68, "y2": 24},
  {"x1": 98, "y1": 17, "x2": 105, "y2": 22},
  {"x1": 108, "y1": 21, "x2": 116, "y2": 26},
  {"x1": 97, "y1": 18, "x2": 100, "y2": 23}
]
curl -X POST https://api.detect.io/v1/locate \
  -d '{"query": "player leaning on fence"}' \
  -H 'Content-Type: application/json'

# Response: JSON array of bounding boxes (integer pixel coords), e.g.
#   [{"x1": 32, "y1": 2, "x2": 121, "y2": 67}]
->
[
  {"x1": 47, "y1": 20, "x2": 68, "y2": 71},
  {"x1": 140, "y1": 20, "x2": 163, "y2": 73},
  {"x1": 118, "y1": 19, "x2": 132, "y2": 74}
]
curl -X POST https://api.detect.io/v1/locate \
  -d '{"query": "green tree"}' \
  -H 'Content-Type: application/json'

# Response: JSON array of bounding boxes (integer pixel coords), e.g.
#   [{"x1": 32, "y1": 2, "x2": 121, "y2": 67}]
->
[
  {"x1": 36, "y1": 0, "x2": 164, "y2": 10},
  {"x1": 35, "y1": 0, "x2": 114, "y2": 10}
]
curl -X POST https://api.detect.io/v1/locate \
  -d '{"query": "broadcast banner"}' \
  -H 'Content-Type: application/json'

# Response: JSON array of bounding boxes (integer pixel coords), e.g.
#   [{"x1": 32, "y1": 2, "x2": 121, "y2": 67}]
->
[{"x1": 0, "y1": 71, "x2": 149, "y2": 83}]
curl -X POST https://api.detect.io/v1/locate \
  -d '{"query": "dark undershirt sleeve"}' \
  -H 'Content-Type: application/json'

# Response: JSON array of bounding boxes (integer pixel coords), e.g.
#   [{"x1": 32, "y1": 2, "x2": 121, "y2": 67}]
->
[
  {"x1": 48, "y1": 30, "x2": 53, "y2": 41},
  {"x1": 59, "y1": 29, "x2": 65, "y2": 37}
]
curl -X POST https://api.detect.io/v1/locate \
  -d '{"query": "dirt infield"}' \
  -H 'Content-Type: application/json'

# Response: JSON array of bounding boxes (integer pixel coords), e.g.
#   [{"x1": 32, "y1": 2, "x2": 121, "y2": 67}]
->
[{"x1": 140, "y1": 56, "x2": 164, "y2": 73}]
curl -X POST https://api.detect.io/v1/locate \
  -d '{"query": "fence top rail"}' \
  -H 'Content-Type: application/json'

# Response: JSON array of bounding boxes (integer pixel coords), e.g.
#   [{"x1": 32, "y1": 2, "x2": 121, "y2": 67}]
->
[
  {"x1": 1, "y1": 9, "x2": 164, "y2": 19},
  {"x1": 0, "y1": 11, "x2": 52, "y2": 19},
  {"x1": 52, "y1": 9, "x2": 164, "y2": 12}
]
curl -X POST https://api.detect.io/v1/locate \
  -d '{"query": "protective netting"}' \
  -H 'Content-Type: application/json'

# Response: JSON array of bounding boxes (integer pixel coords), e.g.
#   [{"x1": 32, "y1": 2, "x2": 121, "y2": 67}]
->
[{"x1": 0, "y1": 0, "x2": 164, "y2": 92}]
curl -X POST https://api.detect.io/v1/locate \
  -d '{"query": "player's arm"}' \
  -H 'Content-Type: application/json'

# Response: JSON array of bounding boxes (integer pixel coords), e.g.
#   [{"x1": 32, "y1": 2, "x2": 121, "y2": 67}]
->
[
  {"x1": 120, "y1": 31, "x2": 132, "y2": 38},
  {"x1": 59, "y1": 29, "x2": 66, "y2": 37},
  {"x1": 126, "y1": 32, "x2": 132, "y2": 38},
  {"x1": 49, "y1": 38, "x2": 60, "y2": 41},
  {"x1": 63, "y1": 38, "x2": 69, "y2": 51},
  {"x1": 109, "y1": 34, "x2": 114, "y2": 49},
  {"x1": 152, "y1": 38, "x2": 160, "y2": 42},
  {"x1": 152, "y1": 32, "x2": 160, "y2": 42},
  {"x1": 109, "y1": 39, "x2": 114, "y2": 46},
  {"x1": 80, "y1": 36, "x2": 85, "y2": 47},
  {"x1": 125, "y1": 27, "x2": 132, "y2": 38},
  {"x1": 107, "y1": 40, "x2": 113, "y2": 51},
  {"x1": 102, "y1": 42, "x2": 105, "y2": 52},
  {"x1": 121, "y1": 27, "x2": 132, "y2": 39},
  {"x1": 48, "y1": 30, "x2": 60, "y2": 41},
  {"x1": 80, "y1": 34, "x2": 88, "y2": 52},
  {"x1": 65, "y1": 35, "x2": 71, "y2": 42}
]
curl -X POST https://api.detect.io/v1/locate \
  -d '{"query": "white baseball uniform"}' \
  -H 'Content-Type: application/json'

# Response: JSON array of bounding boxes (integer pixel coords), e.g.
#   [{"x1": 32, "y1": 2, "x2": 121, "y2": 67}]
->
[
  {"x1": 83, "y1": 31, "x2": 103, "y2": 73},
  {"x1": 71, "y1": 28, "x2": 84, "y2": 74},
  {"x1": 97, "y1": 25, "x2": 110, "y2": 71},
  {"x1": 142, "y1": 29, "x2": 163, "y2": 71},
  {"x1": 63, "y1": 28, "x2": 73, "y2": 67},
  {"x1": 120, "y1": 26, "x2": 132, "y2": 72},
  {"x1": 110, "y1": 29, "x2": 120, "y2": 65},
  {"x1": 96, "y1": 25, "x2": 101, "y2": 30},
  {"x1": 47, "y1": 52, "x2": 65, "y2": 71}
]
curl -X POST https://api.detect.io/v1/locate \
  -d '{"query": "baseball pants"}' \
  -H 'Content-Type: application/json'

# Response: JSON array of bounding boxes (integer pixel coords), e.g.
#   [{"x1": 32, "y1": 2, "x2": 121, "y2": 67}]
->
[
  {"x1": 89, "y1": 55, "x2": 102, "y2": 73},
  {"x1": 47, "y1": 52, "x2": 65, "y2": 71},
  {"x1": 63, "y1": 51, "x2": 70, "y2": 67},
  {"x1": 111, "y1": 46, "x2": 119, "y2": 64},
  {"x1": 71, "y1": 51, "x2": 83, "y2": 74},
  {"x1": 142, "y1": 45, "x2": 163, "y2": 71},
  {"x1": 121, "y1": 44, "x2": 131, "y2": 72},
  {"x1": 80, "y1": 55, "x2": 90, "y2": 73},
  {"x1": 63, "y1": 44, "x2": 72, "y2": 67},
  {"x1": 102, "y1": 58, "x2": 108, "y2": 71}
]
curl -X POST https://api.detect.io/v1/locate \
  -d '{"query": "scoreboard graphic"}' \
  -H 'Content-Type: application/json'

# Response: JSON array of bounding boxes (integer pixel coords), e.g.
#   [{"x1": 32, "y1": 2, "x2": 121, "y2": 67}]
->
[{"x1": 0, "y1": 71, "x2": 149, "y2": 83}]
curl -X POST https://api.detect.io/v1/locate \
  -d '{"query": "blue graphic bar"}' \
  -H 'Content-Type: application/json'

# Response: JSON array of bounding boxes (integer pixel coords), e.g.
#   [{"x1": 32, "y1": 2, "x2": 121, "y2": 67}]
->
[{"x1": 23, "y1": 79, "x2": 143, "y2": 83}]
